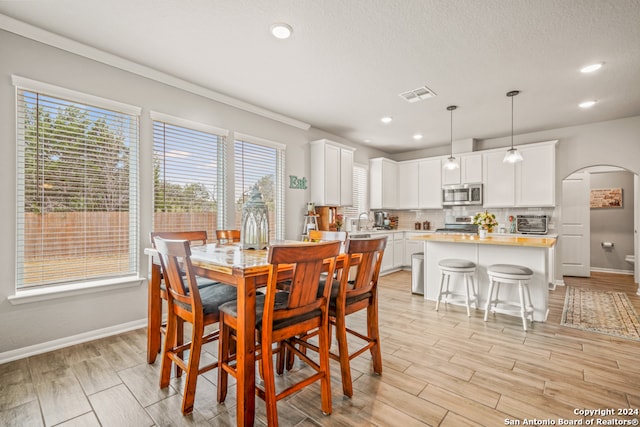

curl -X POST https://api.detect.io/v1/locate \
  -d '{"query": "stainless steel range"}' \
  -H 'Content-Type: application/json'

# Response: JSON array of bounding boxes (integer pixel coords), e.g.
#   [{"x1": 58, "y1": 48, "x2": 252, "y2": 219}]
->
[{"x1": 435, "y1": 216, "x2": 479, "y2": 235}]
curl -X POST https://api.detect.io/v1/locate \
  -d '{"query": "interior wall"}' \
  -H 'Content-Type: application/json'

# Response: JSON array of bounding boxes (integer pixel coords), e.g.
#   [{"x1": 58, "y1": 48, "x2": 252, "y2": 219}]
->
[
  {"x1": 0, "y1": 28, "x2": 386, "y2": 356},
  {"x1": 590, "y1": 171, "x2": 635, "y2": 272}
]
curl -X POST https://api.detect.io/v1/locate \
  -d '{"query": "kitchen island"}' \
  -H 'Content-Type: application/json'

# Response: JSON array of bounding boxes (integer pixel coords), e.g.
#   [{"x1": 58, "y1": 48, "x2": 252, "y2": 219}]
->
[{"x1": 411, "y1": 234, "x2": 557, "y2": 322}]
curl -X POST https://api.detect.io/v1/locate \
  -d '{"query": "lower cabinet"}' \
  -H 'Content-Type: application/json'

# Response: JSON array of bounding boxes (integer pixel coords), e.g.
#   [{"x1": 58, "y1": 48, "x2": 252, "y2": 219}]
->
[{"x1": 377, "y1": 232, "x2": 428, "y2": 275}]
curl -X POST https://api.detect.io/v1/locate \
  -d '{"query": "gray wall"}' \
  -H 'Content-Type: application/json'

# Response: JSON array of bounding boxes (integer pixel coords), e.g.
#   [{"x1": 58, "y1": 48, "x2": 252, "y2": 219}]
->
[
  {"x1": 590, "y1": 171, "x2": 635, "y2": 271},
  {"x1": 0, "y1": 29, "x2": 386, "y2": 357}
]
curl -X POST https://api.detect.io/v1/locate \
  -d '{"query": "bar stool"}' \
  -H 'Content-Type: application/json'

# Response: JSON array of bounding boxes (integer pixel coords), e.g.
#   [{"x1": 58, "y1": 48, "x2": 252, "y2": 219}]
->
[
  {"x1": 484, "y1": 264, "x2": 534, "y2": 330},
  {"x1": 435, "y1": 259, "x2": 478, "y2": 316}
]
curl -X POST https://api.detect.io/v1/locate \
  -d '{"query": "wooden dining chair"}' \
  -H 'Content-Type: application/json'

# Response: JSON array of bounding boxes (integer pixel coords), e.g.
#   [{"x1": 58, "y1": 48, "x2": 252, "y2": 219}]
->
[
  {"x1": 216, "y1": 229, "x2": 241, "y2": 243},
  {"x1": 217, "y1": 240, "x2": 341, "y2": 427},
  {"x1": 153, "y1": 237, "x2": 238, "y2": 415},
  {"x1": 308, "y1": 229, "x2": 347, "y2": 243},
  {"x1": 148, "y1": 231, "x2": 220, "y2": 364},
  {"x1": 327, "y1": 236, "x2": 387, "y2": 398}
]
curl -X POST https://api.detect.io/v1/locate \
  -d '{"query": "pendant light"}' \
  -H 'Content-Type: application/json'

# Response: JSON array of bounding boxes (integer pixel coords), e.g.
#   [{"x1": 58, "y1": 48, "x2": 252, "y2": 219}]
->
[
  {"x1": 503, "y1": 90, "x2": 523, "y2": 163},
  {"x1": 442, "y1": 105, "x2": 459, "y2": 170}
]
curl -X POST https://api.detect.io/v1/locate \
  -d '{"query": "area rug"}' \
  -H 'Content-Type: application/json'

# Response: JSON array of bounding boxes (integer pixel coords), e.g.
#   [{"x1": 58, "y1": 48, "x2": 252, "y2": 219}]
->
[{"x1": 561, "y1": 286, "x2": 640, "y2": 341}]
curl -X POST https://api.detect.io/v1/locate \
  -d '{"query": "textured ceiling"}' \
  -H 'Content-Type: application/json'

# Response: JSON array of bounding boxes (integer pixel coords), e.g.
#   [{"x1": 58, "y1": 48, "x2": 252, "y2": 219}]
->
[{"x1": 1, "y1": 0, "x2": 639, "y2": 153}]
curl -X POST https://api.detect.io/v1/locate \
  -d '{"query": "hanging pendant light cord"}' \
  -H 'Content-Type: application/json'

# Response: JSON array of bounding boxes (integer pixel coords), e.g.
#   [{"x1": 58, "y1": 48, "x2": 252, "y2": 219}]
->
[
  {"x1": 506, "y1": 90, "x2": 519, "y2": 150},
  {"x1": 447, "y1": 105, "x2": 457, "y2": 156}
]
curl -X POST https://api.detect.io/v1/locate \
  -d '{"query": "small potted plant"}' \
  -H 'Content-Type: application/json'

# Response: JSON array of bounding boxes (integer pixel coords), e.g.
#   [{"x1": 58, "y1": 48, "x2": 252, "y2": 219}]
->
[{"x1": 473, "y1": 210, "x2": 498, "y2": 238}]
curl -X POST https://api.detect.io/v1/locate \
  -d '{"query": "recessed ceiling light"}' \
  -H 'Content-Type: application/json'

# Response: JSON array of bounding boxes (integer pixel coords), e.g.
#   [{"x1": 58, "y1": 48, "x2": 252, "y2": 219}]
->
[
  {"x1": 580, "y1": 62, "x2": 603, "y2": 73},
  {"x1": 364, "y1": 139, "x2": 371, "y2": 143},
  {"x1": 579, "y1": 100, "x2": 597, "y2": 108},
  {"x1": 413, "y1": 133, "x2": 423, "y2": 140},
  {"x1": 270, "y1": 23, "x2": 292, "y2": 39},
  {"x1": 380, "y1": 116, "x2": 393, "y2": 124}
]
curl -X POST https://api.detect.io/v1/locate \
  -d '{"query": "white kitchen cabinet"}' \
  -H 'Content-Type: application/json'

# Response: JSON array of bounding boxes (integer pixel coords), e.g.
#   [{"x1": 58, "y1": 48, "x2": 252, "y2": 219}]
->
[
  {"x1": 397, "y1": 160, "x2": 419, "y2": 209},
  {"x1": 310, "y1": 139, "x2": 355, "y2": 206},
  {"x1": 483, "y1": 140, "x2": 557, "y2": 208},
  {"x1": 419, "y1": 158, "x2": 443, "y2": 208},
  {"x1": 442, "y1": 154, "x2": 482, "y2": 186},
  {"x1": 516, "y1": 142, "x2": 556, "y2": 207},
  {"x1": 461, "y1": 154, "x2": 483, "y2": 183},
  {"x1": 378, "y1": 233, "x2": 394, "y2": 272},
  {"x1": 483, "y1": 150, "x2": 516, "y2": 207},
  {"x1": 393, "y1": 234, "x2": 404, "y2": 268},
  {"x1": 369, "y1": 158, "x2": 398, "y2": 210}
]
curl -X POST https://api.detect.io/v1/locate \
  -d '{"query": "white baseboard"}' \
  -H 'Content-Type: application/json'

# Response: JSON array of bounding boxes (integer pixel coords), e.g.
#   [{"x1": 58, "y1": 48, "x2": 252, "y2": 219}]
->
[
  {"x1": 590, "y1": 267, "x2": 634, "y2": 275},
  {"x1": 0, "y1": 318, "x2": 147, "y2": 365}
]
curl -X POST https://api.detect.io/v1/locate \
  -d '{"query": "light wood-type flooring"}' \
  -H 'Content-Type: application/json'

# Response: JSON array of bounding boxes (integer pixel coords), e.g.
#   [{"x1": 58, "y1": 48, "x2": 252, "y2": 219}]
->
[{"x1": 1, "y1": 271, "x2": 639, "y2": 426}]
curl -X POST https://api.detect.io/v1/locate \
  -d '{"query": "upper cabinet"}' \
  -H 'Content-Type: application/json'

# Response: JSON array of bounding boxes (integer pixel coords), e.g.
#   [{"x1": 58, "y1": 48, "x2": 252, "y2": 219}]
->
[
  {"x1": 516, "y1": 142, "x2": 556, "y2": 206},
  {"x1": 370, "y1": 158, "x2": 398, "y2": 210},
  {"x1": 397, "y1": 160, "x2": 419, "y2": 209},
  {"x1": 419, "y1": 157, "x2": 442, "y2": 208},
  {"x1": 310, "y1": 139, "x2": 355, "y2": 206},
  {"x1": 483, "y1": 140, "x2": 557, "y2": 208},
  {"x1": 441, "y1": 153, "x2": 482, "y2": 186}
]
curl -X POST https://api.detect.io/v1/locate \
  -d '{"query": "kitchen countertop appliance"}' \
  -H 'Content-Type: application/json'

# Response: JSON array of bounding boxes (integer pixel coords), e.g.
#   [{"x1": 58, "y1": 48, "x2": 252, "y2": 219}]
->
[
  {"x1": 373, "y1": 211, "x2": 389, "y2": 229},
  {"x1": 515, "y1": 215, "x2": 549, "y2": 235},
  {"x1": 435, "y1": 215, "x2": 479, "y2": 235}
]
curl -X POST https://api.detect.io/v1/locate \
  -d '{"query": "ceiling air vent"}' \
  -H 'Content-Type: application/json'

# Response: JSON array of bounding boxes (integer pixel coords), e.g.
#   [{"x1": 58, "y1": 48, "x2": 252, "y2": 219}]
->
[{"x1": 399, "y1": 85, "x2": 437, "y2": 103}]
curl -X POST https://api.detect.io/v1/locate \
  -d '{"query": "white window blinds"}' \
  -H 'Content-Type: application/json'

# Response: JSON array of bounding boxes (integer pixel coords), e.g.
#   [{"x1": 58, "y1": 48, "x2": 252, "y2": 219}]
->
[
  {"x1": 152, "y1": 118, "x2": 226, "y2": 236},
  {"x1": 234, "y1": 135, "x2": 285, "y2": 240},
  {"x1": 342, "y1": 163, "x2": 369, "y2": 219},
  {"x1": 16, "y1": 86, "x2": 139, "y2": 289}
]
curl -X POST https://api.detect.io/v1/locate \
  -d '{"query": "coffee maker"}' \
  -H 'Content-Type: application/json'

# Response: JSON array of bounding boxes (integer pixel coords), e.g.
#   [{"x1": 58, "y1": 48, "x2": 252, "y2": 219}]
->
[{"x1": 374, "y1": 211, "x2": 388, "y2": 229}]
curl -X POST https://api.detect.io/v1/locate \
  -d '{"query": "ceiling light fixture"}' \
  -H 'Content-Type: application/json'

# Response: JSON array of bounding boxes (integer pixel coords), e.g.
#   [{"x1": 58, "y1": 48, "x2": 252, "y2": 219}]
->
[
  {"x1": 442, "y1": 105, "x2": 459, "y2": 171},
  {"x1": 413, "y1": 133, "x2": 423, "y2": 140},
  {"x1": 580, "y1": 62, "x2": 603, "y2": 73},
  {"x1": 503, "y1": 90, "x2": 523, "y2": 164},
  {"x1": 270, "y1": 23, "x2": 293, "y2": 39},
  {"x1": 380, "y1": 116, "x2": 393, "y2": 124},
  {"x1": 579, "y1": 100, "x2": 597, "y2": 109}
]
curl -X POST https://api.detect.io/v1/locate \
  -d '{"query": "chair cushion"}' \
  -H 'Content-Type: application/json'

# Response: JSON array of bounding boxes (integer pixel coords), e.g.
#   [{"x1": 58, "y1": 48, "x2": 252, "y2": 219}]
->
[
  {"x1": 160, "y1": 275, "x2": 219, "y2": 293},
  {"x1": 175, "y1": 283, "x2": 238, "y2": 316},
  {"x1": 488, "y1": 264, "x2": 533, "y2": 276},
  {"x1": 438, "y1": 258, "x2": 476, "y2": 269},
  {"x1": 219, "y1": 292, "x2": 320, "y2": 332},
  {"x1": 318, "y1": 278, "x2": 372, "y2": 311}
]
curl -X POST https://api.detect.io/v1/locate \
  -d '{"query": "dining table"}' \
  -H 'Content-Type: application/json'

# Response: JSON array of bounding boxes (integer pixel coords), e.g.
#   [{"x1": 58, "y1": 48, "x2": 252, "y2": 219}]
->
[{"x1": 144, "y1": 240, "x2": 350, "y2": 426}]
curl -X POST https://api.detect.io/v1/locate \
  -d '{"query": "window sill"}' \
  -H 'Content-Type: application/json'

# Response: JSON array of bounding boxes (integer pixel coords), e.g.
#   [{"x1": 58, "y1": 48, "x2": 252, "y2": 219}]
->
[{"x1": 7, "y1": 276, "x2": 146, "y2": 305}]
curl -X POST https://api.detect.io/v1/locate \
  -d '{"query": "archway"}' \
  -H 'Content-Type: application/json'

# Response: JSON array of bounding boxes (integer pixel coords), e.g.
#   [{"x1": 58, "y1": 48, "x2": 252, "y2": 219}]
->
[{"x1": 560, "y1": 164, "x2": 638, "y2": 295}]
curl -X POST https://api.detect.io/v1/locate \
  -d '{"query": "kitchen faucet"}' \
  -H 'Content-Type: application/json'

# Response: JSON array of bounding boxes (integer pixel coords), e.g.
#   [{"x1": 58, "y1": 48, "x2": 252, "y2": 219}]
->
[{"x1": 358, "y1": 212, "x2": 369, "y2": 231}]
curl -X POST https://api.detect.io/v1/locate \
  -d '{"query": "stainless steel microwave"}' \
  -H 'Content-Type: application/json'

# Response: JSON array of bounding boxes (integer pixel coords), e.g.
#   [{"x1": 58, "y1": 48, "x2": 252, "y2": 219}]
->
[{"x1": 442, "y1": 184, "x2": 483, "y2": 206}]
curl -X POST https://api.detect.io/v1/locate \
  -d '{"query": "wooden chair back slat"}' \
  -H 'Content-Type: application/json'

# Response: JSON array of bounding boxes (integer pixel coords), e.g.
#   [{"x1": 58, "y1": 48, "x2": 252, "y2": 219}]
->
[{"x1": 216, "y1": 229, "x2": 241, "y2": 243}]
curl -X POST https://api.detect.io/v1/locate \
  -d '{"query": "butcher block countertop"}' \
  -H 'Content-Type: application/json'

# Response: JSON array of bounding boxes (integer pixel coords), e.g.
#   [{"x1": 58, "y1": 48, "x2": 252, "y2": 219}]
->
[{"x1": 410, "y1": 233, "x2": 557, "y2": 248}]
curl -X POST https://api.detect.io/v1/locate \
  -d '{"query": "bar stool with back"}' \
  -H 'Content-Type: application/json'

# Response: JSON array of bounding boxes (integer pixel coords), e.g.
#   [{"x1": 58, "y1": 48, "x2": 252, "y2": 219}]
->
[
  {"x1": 216, "y1": 240, "x2": 341, "y2": 426},
  {"x1": 153, "y1": 237, "x2": 238, "y2": 415}
]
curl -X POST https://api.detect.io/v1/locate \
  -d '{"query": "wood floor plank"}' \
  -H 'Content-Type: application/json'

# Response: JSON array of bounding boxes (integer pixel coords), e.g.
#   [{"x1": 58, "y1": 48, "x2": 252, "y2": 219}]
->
[
  {"x1": 33, "y1": 369, "x2": 92, "y2": 426},
  {"x1": 71, "y1": 356, "x2": 122, "y2": 395},
  {"x1": 89, "y1": 384, "x2": 154, "y2": 427},
  {"x1": 0, "y1": 399, "x2": 43, "y2": 427},
  {"x1": 56, "y1": 412, "x2": 101, "y2": 427},
  {"x1": 117, "y1": 362, "x2": 177, "y2": 407}
]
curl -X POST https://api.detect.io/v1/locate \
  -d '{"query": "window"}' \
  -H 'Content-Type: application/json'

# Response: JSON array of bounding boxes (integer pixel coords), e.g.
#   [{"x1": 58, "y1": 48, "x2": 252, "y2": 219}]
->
[
  {"x1": 342, "y1": 163, "x2": 369, "y2": 219},
  {"x1": 234, "y1": 134, "x2": 285, "y2": 240},
  {"x1": 14, "y1": 76, "x2": 140, "y2": 289},
  {"x1": 152, "y1": 112, "x2": 227, "y2": 237}
]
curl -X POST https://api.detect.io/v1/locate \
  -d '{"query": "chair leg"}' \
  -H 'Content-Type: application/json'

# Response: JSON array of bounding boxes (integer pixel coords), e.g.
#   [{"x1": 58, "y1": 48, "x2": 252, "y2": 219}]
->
[
  {"x1": 367, "y1": 299, "x2": 382, "y2": 375},
  {"x1": 181, "y1": 322, "x2": 204, "y2": 415},
  {"x1": 318, "y1": 317, "x2": 332, "y2": 416},
  {"x1": 484, "y1": 278, "x2": 495, "y2": 321},
  {"x1": 518, "y1": 282, "x2": 528, "y2": 331},
  {"x1": 261, "y1": 335, "x2": 279, "y2": 427},
  {"x1": 435, "y1": 272, "x2": 446, "y2": 311},
  {"x1": 464, "y1": 274, "x2": 471, "y2": 317},
  {"x1": 217, "y1": 316, "x2": 230, "y2": 403},
  {"x1": 176, "y1": 318, "x2": 184, "y2": 377},
  {"x1": 334, "y1": 310, "x2": 353, "y2": 398},
  {"x1": 160, "y1": 311, "x2": 177, "y2": 388}
]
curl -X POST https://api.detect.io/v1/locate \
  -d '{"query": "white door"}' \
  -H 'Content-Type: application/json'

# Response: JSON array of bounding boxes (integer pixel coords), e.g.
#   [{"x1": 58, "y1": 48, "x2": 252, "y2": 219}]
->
[{"x1": 561, "y1": 171, "x2": 591, "y2": 277}]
